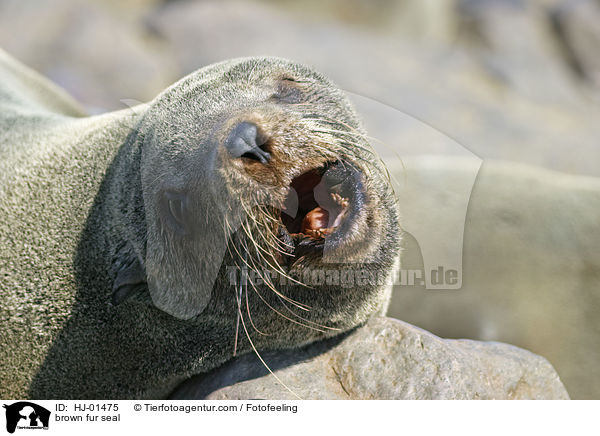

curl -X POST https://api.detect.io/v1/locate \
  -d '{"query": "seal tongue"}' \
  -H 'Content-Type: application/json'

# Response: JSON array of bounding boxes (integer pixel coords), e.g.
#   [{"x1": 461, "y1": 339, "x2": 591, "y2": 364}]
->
[
  {"x1": 281, "y1": 162, "x2": 351, "y2": 241},
  {"x1": 301, "y1": 207, "x2": 329, "y2": 234}
]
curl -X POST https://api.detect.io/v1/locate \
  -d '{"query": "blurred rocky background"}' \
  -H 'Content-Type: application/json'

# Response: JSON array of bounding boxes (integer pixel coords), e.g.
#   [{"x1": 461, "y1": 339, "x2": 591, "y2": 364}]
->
[{"x1": 1, "y1": 0, "x2": 598, "y2": 398}]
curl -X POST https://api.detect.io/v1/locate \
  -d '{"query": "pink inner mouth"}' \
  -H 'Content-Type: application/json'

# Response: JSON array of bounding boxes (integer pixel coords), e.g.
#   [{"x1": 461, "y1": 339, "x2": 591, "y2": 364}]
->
[{"x1": 281, "y1": 168, "x2": 349, "y2": 240}]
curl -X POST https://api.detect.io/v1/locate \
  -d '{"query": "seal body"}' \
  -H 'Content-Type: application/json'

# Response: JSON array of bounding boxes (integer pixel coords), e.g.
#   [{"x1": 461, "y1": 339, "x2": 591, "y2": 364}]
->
[{"x1": 0, "y1": 50, "x2": 400, "y2": 399}]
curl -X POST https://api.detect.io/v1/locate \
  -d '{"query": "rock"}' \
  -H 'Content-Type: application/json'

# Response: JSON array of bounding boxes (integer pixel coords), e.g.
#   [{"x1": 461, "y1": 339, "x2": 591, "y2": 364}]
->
[
  {"x1": 170, "y1": 317, "x2": 569, "y2": 400},
  {"x1": 550, "y1": 0, "x2": 600, "y2": 88},
  {"x1": 386, "y1": 156, "x2": 600, "y2": 399},
  {"x1": 1, "y1": 0, "x2": 599, "y2": 175},
  {"x1": 0, "y1": 0, "x2": 174, "y2": 112},
  {"x1": 455, "y1": 0, "x2": 580, "y2": 103}
]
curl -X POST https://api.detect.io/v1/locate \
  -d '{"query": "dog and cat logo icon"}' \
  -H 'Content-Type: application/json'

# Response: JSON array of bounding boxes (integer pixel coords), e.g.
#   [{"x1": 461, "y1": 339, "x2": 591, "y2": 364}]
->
[{"x1": 3, "y1": 402, "x2": 50, "y2": 433}]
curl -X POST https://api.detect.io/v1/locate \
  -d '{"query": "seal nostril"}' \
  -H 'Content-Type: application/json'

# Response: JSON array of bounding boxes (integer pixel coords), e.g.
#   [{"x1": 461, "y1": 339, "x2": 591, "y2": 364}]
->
[{"x1": 224, "y1": 121, "x2": 271, "y2": 164}]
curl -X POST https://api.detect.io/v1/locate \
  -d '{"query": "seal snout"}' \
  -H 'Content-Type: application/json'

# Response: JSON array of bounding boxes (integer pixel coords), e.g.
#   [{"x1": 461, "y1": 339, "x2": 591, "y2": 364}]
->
[{"x1": 224, "y1": 121, "x2": 271, "y2": 164}]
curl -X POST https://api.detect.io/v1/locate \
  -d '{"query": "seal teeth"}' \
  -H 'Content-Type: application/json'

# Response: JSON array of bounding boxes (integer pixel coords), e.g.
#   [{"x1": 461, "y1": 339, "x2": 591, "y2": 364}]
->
[
  {"x1": 331, "y1": 192, "x2": 349, "y2": 208},
  {"x1": 303, "y1": 227, "x2": 333, "y2": 240}
]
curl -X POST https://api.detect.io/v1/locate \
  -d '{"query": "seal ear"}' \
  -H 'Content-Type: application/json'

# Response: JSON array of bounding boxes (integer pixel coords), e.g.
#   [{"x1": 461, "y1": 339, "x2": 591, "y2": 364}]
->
[
  {"x1": 144, "y1": 233, "x2": 227, "y2": 320},
  {"x1": 112, "y1": 257, "x2": 147, "y2": 305},
  {"x1": 143, "y1": 189, "x2": 229, "y2": 320}
]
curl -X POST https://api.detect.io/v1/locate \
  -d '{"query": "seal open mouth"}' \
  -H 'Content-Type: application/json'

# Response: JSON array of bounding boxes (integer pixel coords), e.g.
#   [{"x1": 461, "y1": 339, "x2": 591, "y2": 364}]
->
[{"x1": 279, "y1": 161, "x2": 365, "y2": 260}]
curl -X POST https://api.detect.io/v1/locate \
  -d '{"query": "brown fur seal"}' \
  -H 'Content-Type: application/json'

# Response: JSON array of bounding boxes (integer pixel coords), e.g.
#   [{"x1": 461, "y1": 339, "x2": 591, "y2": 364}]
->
[{"x1": 0, "y1": 49, "x2": 400, "y2": 399}]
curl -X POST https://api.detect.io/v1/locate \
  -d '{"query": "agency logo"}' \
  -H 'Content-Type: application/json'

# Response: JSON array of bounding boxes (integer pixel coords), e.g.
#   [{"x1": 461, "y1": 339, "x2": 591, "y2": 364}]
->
[{"x1": 3, "y1": 402, "x2": 50, "y2": 434}]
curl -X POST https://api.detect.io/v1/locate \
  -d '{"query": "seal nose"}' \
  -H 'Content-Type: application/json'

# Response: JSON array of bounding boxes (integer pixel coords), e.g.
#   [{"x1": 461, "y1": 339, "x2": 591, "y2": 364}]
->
[{"x1": 224, "y1": 122, "x2": 271, "y2": 164}]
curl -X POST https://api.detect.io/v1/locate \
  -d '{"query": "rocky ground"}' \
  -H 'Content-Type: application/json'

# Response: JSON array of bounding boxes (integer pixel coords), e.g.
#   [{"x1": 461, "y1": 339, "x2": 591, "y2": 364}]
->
[
  {"x1": 170, "y1": 317, "x2": 569, "y2": 400},
  {"x1": 387, "y1": 156, "x2": 600, "y2": 399},
  {"x1": 0, "y1": 0, "x2": 598, "y2": 398}
]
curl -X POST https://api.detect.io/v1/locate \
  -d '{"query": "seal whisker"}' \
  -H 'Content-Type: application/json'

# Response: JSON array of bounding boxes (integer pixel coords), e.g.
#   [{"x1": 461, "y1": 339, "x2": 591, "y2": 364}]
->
[
  {"x1": 243, "y1": 267, "x2": 270, "y2": 337},
  {"x1": 309, "y1": 129, "x2": 374, "y2": 156},
  {"x1": 231, "y1": 237, "x2": 269, "y2": 350},
  {"x1": 285, "y1": 102, "x2": 316, "y2": 107},
  {"x1": 237, "y1": 203, "x2": 312, "y2": 291},
  {"x1": 299, "y1": 116, "x2": 375, "y2": 151},
  {"x1": 233, "y1": 276, "x2": 243, "y2": 356},
  {"x1": 302, "y1": 116, "x2": 363, "y2": 133},
  {"x1": 245, "y1": 274, "x2": 328, "y2": 333},
  {"x1": 238, "y1": 301, "x2": 303, "y2": 400},
  {"x1": 300, "y1": 115, "x2": 366, "y2": 136},
  {"x1": 232, "y1": 205, "x2": 339, "y2": 362},
  {"x1": 301, "y1": 118, "x2": 365, "y2": 136},
  {"x1": 228, "y1": 226, "x2": 312, "y2": 311},
  {"x1": 244, "y1": 217, "x2": 291, "y2": 256},
  {"x1": 298, "y1": 122, "x2": 375, "y2": 163},
  {"x1": 238, "y1": 235, "x2": 312, "y2": 312},
  {"x1": 301, "y1": 115, "x2": 401, "y2": 191},
  {"x1": 323, "y1": 121, "x2": 406, "y2": 181},
  {"x1": 275, "y1": 294, "x2": 342, "y2": 332},
  {"x1": 237, "y1": 215, "x2": 298, "y2": 282},
  {"x1": 229, "y1": 185, "x2": 330, "y2": 346},
  {"x1": 306, "y1": 129, "x2": 391, "y2": 179},
  {"x1": 311, "y1": 127, "x2": 371, "y2": 143},
  {"x1": 239, "y1": 202, "x2": 293, "y2": 255},
  {"x1": 251, "y1": 262, "x2": 312, "y2": 313}
]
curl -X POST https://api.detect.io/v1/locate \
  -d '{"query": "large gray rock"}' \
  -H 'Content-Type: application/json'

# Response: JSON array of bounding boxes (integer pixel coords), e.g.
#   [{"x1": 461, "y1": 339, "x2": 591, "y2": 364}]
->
[
  {"x1": 550, "y1": 0, "x2": 600, "y2": 88},
  {"x1": 170, "y1": 317, "x2": 569, "y2": 400},
  {"x1": 0, "y1": 0, "x2": 173, "y2": 112},
  {"x1": 387, "y1": 156, "x2": 600, "y2": 399}
]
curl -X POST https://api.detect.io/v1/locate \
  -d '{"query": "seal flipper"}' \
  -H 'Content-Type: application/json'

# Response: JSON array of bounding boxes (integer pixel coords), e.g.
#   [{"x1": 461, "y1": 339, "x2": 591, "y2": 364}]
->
[{"x1": 112, "y1": 257, "x2": 146, "y2": 305}]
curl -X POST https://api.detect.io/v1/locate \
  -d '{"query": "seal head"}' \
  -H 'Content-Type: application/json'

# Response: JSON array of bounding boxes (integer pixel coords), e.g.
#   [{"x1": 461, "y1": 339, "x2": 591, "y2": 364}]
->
[{"x1": 112, "y1": 58, "x2": 400, "y2": 330}]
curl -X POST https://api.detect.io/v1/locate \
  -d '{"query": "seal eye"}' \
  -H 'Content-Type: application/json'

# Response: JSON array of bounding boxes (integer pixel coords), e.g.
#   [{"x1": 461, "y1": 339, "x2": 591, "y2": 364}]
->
[
  {"x1": 272, "y1": 77, "x2": 305, "y2": 104},
  {"x1": 159, "y1": 191, "x2": 190, "y2": 236}
]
